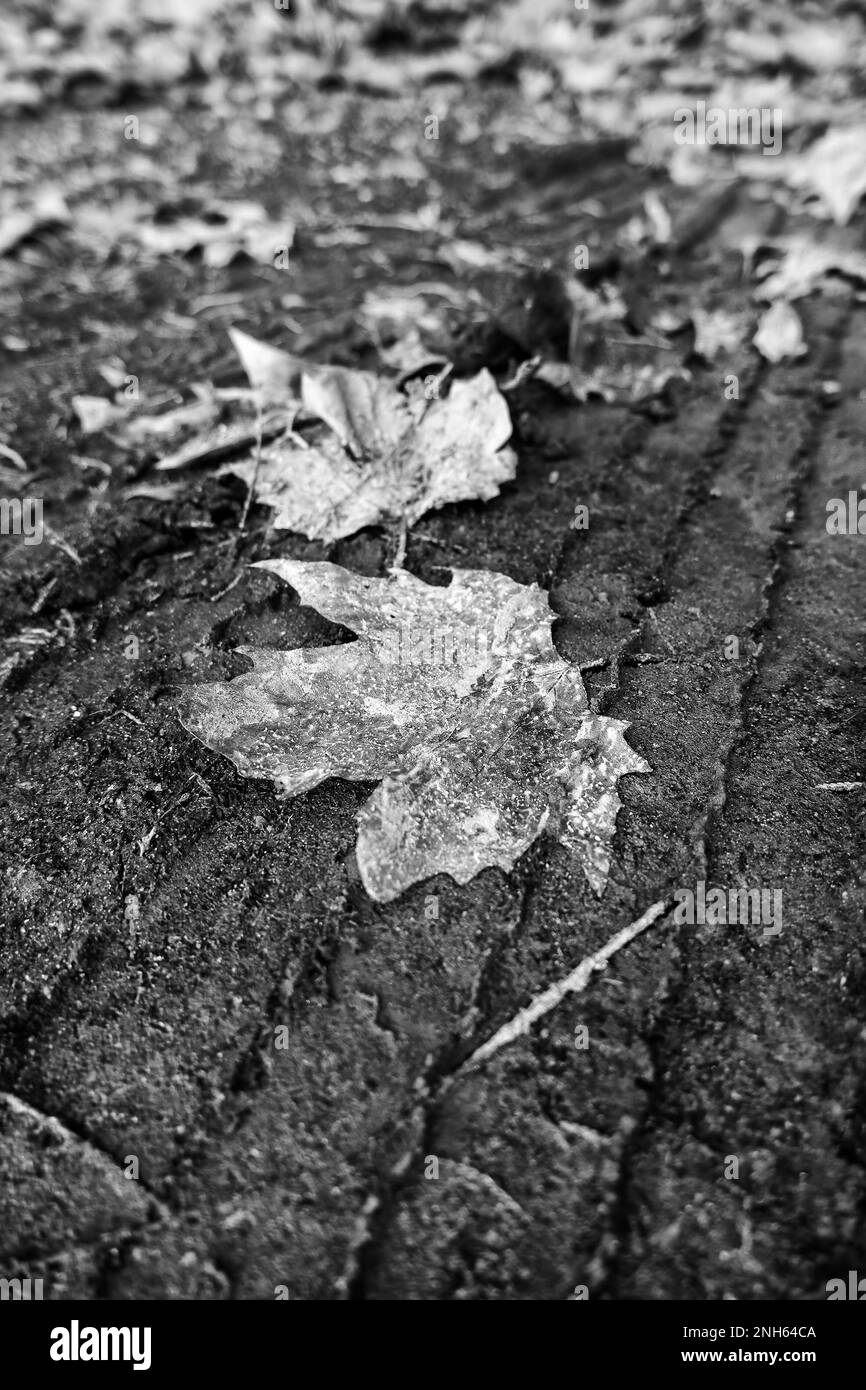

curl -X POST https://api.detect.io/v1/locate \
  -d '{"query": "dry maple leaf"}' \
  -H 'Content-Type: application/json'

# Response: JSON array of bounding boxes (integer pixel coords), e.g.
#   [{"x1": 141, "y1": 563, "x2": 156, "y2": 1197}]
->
[
  {"x1": 180, "y1": 559, "x2": 650, "y2": 901},
  {"x1": 221, "y1": 366, "x2": 516, "y2": 542}
]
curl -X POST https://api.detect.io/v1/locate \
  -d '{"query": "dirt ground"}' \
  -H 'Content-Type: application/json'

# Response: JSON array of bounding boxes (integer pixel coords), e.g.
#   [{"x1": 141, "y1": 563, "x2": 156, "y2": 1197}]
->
[{"x1": 1, "y1": 0, "x2": 865, "y2": 1300}]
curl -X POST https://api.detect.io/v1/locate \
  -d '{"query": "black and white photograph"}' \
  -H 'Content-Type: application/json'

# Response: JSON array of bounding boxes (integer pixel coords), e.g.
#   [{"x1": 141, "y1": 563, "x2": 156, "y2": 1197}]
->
[{"x1": 0, "y1": 0, "x2": 864, "y2": 1350}]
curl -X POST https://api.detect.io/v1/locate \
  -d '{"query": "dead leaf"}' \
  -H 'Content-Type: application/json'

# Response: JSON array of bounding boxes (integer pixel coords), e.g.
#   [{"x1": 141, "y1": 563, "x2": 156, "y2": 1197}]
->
[
  {"x1": 0, "y1": 441, "x2": 29, "y2": 472},
  {"x1": 642, "y1": 189, "x2": 673, "y2": 245},
  {"x1": 227, "y1": 328, "x2": 304, "y2": 408},
  {"x1": 754, "y1": 237, "x2": 866, "y2": 302},
  {"x1": 121, "y1": 398, "x2": 221, "y2": 445},
  {"x1": 536, "y1": 357, "x2": 689, "y2": 405},
  {"x1": 181, "y1": 559, "x2": 650, "y2": 901},
  {"x1": 124, "y1": 481, "x2": 187, "y2": 502},
  {"x1": 782, "y1": 20, "x2": 855, "y2": 72},
  {"x1": 152, "y1": 331, "x2": 304, "y2": 470},
  {"x1": 786, "y1": 126, "x2": 866, "y2": 225},
  {"x1": 134, "y1": 199, "x2": 295, "y2": 268},
  {"x1": 530, "y1": 278, "x2": 686, "y2": 403},
  {"x1": 753, "y1": 301, "x2": 807, "y2": 362},
  {"x1": 71, "y1": 193, "x2": 295, "y2": 268},
  {"x1": 357, "y1": 287, "x2": 456, "y2": 374},
  {"x1": 440, "y1": 239, "x2": 532, "y2": 274},
  {"x1": 725, "y1": 18, "x2": 861, "y2": 75},
  {"x1": 72, "y1": 391, "x2": 223, "y2": 449},
  {"x1": 71, "y1": 394, "x2": 125, "y2": 434},
  {"x1": 0, "y1": 189, "x2": 69, "y2": 256},
  {"x1": 222, "y1": 367, "x2": 516, "y2": 541},
  {"x1": 691, "y1": 307, "x2": 747, "y2": 360},
  {"x1": 156, "y1": 419, "x2": 280, "y2": 473}
]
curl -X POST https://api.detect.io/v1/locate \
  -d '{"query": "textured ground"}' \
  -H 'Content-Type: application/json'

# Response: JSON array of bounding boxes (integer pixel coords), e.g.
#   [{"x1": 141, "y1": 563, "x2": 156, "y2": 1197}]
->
[{"x1": 1, "y1": 0, "x2": 865, "y2": 1300}]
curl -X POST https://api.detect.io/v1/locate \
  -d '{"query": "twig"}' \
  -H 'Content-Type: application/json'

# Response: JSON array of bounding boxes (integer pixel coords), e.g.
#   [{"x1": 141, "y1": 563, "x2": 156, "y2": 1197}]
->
[
  {"x1": 31, "y1": 576, "x2": 58, "y2": 614},
  {"x1": 462, "y1": 899, "x2": 671, "y2": 1071},
  {"x1": 210, "y1": 572, "x2": 244, "y2": 603},
  {"x1": 117, "y1": 709, "x2": 144, "y2": 728},
  {"x1": 238, "y1": 399, "x2": 264, "y2": 533},
  {"x1": 579, "y1": 656, "x2": 611, "y2": 675},
  {"x1": 44, "y1": 526, "x2": 82, "y2": 566},
  {"x1": 391, "y1": 515, "x2": 408, "y2": 573},
  {"x1": 0, "y1": 441, "x2": 28, "y2": 471},
  {"x1": 501, "y1": 357, "x2": 541, "y2": 391},
  {"x1": 412, "y1": 531, "x2": 472, "y2": 557}
]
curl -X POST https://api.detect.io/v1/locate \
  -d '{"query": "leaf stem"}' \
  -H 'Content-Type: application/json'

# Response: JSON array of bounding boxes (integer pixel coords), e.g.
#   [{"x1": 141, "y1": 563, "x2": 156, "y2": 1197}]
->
[
  {"x1": 390, "y1": 515, "x2": 408, "y2": 572},
  {"x1": 238, "y1": 398, "x2": 263, "y2": 533}
]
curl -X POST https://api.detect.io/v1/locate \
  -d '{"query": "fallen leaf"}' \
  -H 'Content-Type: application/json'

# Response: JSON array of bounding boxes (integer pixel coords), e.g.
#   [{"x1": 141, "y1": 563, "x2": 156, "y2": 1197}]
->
[
  {"x1": 71, "y1": 394, "x2": 125, "y2": 434},
  {"x1": 98, "y1": 361, "x2": 130, "y2": 390},
  {"x1": 726, "y1": 18, "x2": 861, "y2": 75},
  {"x1": 754, "y1": 237, "x2": 866, "y2": 302},
  {"x1": 136, "y1": 199, "x2": 295, "y2": 268},
  {"x1": 312, "y1": 226, "x2": 371, "y2": 248},
  {"x1": 152, "y1": 331, "x2": 303, "y2": 470},
  {"x1": 356, "y1": 287, "x2": 456, "y2": 373},
  {"x1": 529, "y1": 278, "x2": 687, "y2": 403},
  {"x1": 156, "y1": 420, "x2": 279, "y2": 473},
  {"x1": 227, "y1": 328, "x2": 304, "y2": 408},
  {"x1": 181, "y1": 559, "x2": 650, "y2": 901},
  {"x1": 691, "y1": 307, "x2": 747, "y2": 359},
  {"x1": 123, "y1": 481, "x2": 187, "y2": 502},
  {"x1": 753, "y1": 301, "x2": 807, "y2": 363},
  {"x1": 786, "y1": 126, "x2": 866, "y2": 225},
  {"x1": 535, "y1": 358, "x2": 689, "y2": 405},
  {"x1": 642, "y1": 189, "x2": 673, "y2": 245},
  {"x1": 121, "y1": 398, "x2": 221, "y2": 445},
  {"x1": 72, "y1": 391, "x2": 222, "y2": 447},
  {"x1": 379, "y1": 328, "x2": 447, "y2": 377},
  {"x1": 781, "y1": 20, "x2": 855, "y2": 72},
  {"x1": 0, "y1": 441, "x2": 29, "y2": 471},
  {"x1": 73, "y1": 194, "x2": 296, "y2": 268},
  {"x1": 440, "y1": 239, "x2": 531, "y2": 273},
  {"x1": 222, "y1": 367, "x2": 516, "y2": 541},
  {"x1": 0, "y1": 189, "x2": 69, "y2": 256}
]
